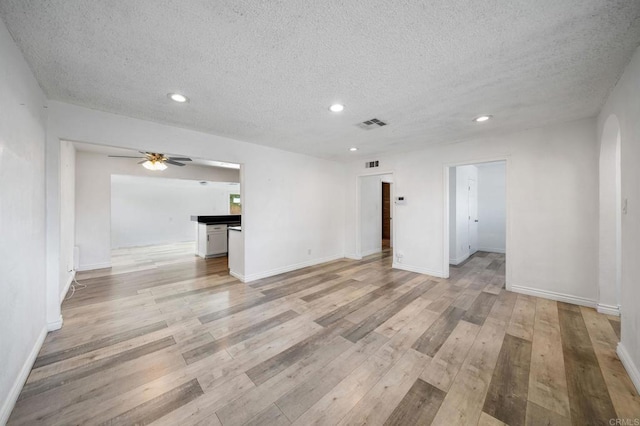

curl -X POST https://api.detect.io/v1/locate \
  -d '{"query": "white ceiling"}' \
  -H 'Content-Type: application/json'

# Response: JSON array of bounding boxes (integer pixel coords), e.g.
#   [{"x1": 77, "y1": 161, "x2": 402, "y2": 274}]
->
[{"x1": 3, "y1": 1, "x2": 640, "y2": 161}]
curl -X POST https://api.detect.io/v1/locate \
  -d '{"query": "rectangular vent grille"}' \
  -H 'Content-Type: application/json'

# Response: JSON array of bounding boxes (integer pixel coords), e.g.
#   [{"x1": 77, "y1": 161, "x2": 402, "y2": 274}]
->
[
  {"x1": 357, "y1": 118, "x2": 387, "y2": 130},
  {"x1": 365, "y1": 161, "x2": 380, "y2": 168}
]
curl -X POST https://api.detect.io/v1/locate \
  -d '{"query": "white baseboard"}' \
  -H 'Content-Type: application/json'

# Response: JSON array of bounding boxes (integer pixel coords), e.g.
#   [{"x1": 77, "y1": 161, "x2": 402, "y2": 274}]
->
[
  {"x1": 345, "y1": 253, "x2": 362, "y2": 260},
  {"x1": 229, "y1": 270, "x2": 245, "y2": 283},
  {"x1": 47, "y1": 315, "x2": 63, "y2": 331},
  {"x1": 361, "y1": 247, "x2": 382, "y2": 257},
  {"x1": 243, "y1": 254, "x2": 344, "y2": 283},
  {"x1": 449, "y1": 253, "x2": 469, "y2": 266},
  {"x1": 392, "y1": 262, "x2": 446, "y2": 278},
  {"x1": 0, "y1": 325, "x2": 47, "y2": 425},
  {"x1": 77, "y1": 261, "x2": 111, "y2": 271},
  {"x1": 60, "y1": 270, "x2": 76, "y2": 303},
  {"x1": 617, "y1": 342, "x2": 640, "y2": 395},
  {"x1": 477, "y1": 247, "x2": 506, "y2": 254},
  {"x1": 596, "y1": 303, "x2": 620, "y2": 317},
  {"x1": 510, "y1": 285, "x2": 596, "y2": 308}
]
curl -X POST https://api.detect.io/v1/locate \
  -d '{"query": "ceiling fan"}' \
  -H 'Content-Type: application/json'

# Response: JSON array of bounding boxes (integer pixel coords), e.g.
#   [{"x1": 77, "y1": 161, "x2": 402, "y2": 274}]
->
[{"x1": 108, "y1": 152, "x2": 192, "y2": 171}]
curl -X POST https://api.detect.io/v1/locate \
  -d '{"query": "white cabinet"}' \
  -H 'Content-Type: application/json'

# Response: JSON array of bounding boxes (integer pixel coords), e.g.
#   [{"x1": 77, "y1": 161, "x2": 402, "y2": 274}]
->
[{"x1": 196, "y1": 223, "x2": 228, "y2": 258}]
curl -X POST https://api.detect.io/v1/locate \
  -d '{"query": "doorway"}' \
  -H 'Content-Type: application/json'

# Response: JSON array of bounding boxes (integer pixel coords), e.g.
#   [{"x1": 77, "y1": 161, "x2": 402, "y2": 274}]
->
[
  {"x1": 68, "y1": 141, "x2": 242, "y2": 274},
  {"x1": 382, "y1": 181, "x2": 392, "y2": 249},
  {"x1": 446, "y1": 160, "x2": 507, "y2": 277},
  {"x1": 598, "y1": 114, "x2": 622, "y2": 317},
  {"x1": 358, "y1": 172, "x2": 394, "y2": 259}
]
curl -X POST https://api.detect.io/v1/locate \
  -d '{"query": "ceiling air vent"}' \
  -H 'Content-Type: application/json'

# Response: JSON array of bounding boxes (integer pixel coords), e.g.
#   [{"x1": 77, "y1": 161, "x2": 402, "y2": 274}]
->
[
  {"x1": 357, "y1": 118, "x2": 387, "y2": 130},
  {"x1": 365, "y1": 161, "x2": 380, "y2": 168}
]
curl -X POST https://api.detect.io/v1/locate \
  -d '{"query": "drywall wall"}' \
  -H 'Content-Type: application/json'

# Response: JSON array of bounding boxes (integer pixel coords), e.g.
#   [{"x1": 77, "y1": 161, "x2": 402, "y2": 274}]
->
[
  {"x1": 111, "y1": 176, "x2": 240, "y2": 248},
  {"x1": 345, "y1": 117, "x2": 598, "y2": 306},
  {"x1": 0, "y1": 19, "x2": 48, "y2": 424},
  {"x1": 598, "y1": 46, "x2": 640, "y2": 392},
  {"x1": 449, "y1": 165, "x2": 477, "y2": 264},
  {"x1": 59, "y1": 140, "x2": 75, "y2": 300},
  {"x1": 360, "y1": 175, "x2": 382, "y2": 256},
  {"x1": 477, "y1": 162, "x2": 506, "y2": 253},
  {"x1": 48, "y1": 102, "x2": 346, "y2": 283},
  {"x1": 75, "y1": 150, "x2": 239, "y2": 269}
]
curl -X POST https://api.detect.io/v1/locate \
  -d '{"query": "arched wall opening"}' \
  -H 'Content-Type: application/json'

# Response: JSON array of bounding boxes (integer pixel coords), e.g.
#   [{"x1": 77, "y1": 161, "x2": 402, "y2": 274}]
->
[{"x1": 598, "y1": 114, "x2": 622, "y2": 317}]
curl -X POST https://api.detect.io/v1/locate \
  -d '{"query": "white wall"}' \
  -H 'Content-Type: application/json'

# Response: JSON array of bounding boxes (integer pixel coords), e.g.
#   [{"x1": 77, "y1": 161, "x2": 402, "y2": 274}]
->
[
  {"x1": 111, "y1": 176, "x2": 240, "y2": 248},
  {"x1": 75, "y1": 150, "x2": 240, "y2": 269},
  {"x1": 345, "y1": 118, "x2": 599, "y2": 304},
  {"x1": 0, "y1": 19, "x2": 48, "y2": 424},
  {"x1": 477, "y1": 162, "x2": 506, "y2": 253},
  {"x1": 598, "y1": 46, "x2": 640, "y2": 393},
  {"x1": 59, "y1": 140, "x2": 75, "y2": 300},
  {"x1": 449, "y1": 165, "x2": 477, "y2": 264},
  {"x1": 47, "y1": 102, "x2": 346, "y2": 283}
]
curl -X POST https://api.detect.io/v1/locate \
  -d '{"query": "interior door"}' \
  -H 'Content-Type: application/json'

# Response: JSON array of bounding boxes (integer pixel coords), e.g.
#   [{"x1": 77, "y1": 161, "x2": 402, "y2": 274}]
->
[{"x1": 468, "y1": 178, "x2": 478, "y2": 254}]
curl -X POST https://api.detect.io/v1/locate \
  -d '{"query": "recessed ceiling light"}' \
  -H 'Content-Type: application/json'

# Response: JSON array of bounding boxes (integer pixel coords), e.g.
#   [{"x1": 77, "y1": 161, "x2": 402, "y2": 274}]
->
[
  {"x1": 349, "y1": 147, "x2": 358, "y2": 152},
  {"x1": 473, "y1": 115, "x2": 492, "y2": 122},
  {"x1": 329, "y1": 104, "x2": 344, "y2": 113},
  {"x1": 168, "y1": 93, "x2": 189, "y2": 103}
]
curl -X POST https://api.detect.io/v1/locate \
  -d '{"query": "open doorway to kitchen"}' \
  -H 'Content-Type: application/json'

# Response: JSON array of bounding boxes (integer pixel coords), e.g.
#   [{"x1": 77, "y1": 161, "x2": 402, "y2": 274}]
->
[
  {"x1": 358, "y1": 172, "x2": 394, "y2": 261},
  {"x1": 445, "y1": 160, "x2": 507, "y2": 284},
  {"x1": 58, "y1": 140, "x2": 243, "y2": 305}
]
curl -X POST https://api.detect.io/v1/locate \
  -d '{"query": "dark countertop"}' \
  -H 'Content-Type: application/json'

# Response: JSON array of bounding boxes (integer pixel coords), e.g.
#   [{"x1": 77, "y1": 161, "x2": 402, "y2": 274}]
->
[{"x1": 191, "y1": 215, "x2": 241, "y2": 225}]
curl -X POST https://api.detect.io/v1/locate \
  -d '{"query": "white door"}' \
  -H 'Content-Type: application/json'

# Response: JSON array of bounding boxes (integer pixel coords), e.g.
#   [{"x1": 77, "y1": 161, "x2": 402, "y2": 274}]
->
[{"x1": 468, "y1": 178, "x2": 478, "y2": 254}]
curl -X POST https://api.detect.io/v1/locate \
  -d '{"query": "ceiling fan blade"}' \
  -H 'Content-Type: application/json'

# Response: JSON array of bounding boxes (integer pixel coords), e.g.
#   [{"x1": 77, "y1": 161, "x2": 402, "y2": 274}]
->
[
  {"x1": 168, "y1": 157, "x2": 192, "y2": 161},
  {"x1": 108, "y1": 155, "x2": 144, "y2": 158},
  {"x1": 137, "y1": 160, "x2": 147, "y2": 164},
  {"x1": 165, "y1": 159, "x2": 186, "y2": 166}
]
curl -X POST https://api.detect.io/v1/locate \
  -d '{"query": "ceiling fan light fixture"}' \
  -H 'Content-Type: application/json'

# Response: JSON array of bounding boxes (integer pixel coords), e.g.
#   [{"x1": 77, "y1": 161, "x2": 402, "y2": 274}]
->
[{"x1": 142, "y1": 160, "x2": 167, "y2": 171}]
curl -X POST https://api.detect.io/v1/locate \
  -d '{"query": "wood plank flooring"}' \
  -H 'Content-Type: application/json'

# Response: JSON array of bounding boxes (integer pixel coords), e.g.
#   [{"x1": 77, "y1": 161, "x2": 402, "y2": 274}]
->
[{"x1": 8, "y1": 244, "x2": 640, "y2": 425}]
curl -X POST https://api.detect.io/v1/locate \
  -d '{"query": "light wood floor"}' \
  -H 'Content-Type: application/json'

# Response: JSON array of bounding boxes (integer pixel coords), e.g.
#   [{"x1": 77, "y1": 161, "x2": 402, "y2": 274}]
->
[{"x1": 8, "y1": 245, "x2": 640, "y2": 425}]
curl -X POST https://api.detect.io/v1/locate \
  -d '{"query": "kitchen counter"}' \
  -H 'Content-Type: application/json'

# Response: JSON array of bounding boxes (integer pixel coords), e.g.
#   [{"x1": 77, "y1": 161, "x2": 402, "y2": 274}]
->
[
  {"x1": 228, "y1": 226, "x2": 242, "y2": 231},
  {"x1": 192, "y1": 215, "x2": 240, "y2": 259},
  {"x1": 190, "y1": 215, "x2": 241, "y2": 225}
]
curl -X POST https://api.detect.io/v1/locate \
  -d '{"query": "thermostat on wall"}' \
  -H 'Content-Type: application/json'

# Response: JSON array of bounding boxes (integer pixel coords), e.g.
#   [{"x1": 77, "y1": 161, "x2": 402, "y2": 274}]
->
[{"x1": 395, "y1": 196, "x2": 406, "y2": 205}]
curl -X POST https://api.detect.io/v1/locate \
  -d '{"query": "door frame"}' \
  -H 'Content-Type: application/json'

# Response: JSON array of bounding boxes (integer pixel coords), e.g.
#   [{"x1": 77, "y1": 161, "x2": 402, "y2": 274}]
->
[
  {"x1": 467, "y1": 176, "x2": 478, "y2": 256},
  {"x1": 443, "y1": 157, "x2": 511, "y2": 289},
  {"x1": 355, "y1": 170, "x2": 395, "y2": 259},
  {"x1": 382, "y1": 181, "x2": 393, "y2": 246}
]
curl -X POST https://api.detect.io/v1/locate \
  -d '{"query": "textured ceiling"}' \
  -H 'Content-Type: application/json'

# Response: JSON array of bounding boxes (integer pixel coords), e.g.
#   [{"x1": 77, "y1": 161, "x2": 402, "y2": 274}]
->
[{"x1": 2, "y1": 1, "x2": 640, "y2": 161}]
